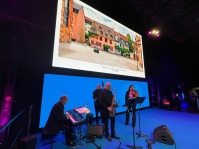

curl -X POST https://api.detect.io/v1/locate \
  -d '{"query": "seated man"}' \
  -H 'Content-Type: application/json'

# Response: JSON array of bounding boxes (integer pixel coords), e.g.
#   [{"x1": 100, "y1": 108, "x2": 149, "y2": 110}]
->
[{"x1": 44, "y1": 95, "x2": 75, "y2": 146}]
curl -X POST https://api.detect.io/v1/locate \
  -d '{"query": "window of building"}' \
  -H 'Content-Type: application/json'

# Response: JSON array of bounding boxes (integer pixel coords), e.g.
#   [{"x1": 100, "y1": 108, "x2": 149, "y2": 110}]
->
[
  {"x1": 105, "y1": 38, "x2": 107, "y2": 42},
  {"x1": 73, "y1": 8, "x2": 79, "y2": 14}
]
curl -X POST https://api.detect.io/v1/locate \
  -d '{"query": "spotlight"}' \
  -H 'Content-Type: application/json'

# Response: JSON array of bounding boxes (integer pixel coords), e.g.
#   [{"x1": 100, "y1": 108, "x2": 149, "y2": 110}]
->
[
  {"x1": 148, "y1": 31, "x2": 152, "y2": 35},
  {"x1": 148, "y1": 29, "x2": 160, "y2": 37},
  {"x1": 156, "y1": 34, "x2": 160, "y2": 38}
]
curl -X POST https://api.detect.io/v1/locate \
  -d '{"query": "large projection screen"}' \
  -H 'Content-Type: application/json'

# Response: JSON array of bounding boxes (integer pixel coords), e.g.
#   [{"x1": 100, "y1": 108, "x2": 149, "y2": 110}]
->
[
  {"x1": 52, "y1": 0, "x2": 145, "y2": 78},
  {"x1": 39, "y1": 74, "x2": 149, "y2": 128}
]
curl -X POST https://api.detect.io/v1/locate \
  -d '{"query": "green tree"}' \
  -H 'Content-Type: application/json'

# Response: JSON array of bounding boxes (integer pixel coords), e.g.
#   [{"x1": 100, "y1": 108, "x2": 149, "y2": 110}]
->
[{"x1": 127, "y1": 33, "x2": 134, "y2": 53}]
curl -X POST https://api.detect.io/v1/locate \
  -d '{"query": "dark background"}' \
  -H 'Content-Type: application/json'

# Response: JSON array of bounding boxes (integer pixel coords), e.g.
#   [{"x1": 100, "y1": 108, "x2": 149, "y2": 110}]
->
[{"x1": 1, "y1": 0, "x2": 199, "y2": 135}]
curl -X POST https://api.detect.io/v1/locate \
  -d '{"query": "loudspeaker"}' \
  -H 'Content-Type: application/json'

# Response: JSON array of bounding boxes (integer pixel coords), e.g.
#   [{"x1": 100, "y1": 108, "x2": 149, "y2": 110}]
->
[
  {"x1": 88, "y1": 125, "x2": 103, "y2": 138},
  {"x1": 153, "y1": 125, "x2": 174, "y2": 145},
  {"x1": 19, "y1": 135, "x2": 37, "y2": 149}
]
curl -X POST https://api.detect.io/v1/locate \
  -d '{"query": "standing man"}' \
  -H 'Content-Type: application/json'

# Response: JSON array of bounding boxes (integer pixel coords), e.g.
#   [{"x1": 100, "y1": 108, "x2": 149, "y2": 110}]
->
[
  {"x1": 93, "y1": 84, "x2": 103, "y2": 124},
  {"x1": 44, "y1": 95, "x2": 76, "y2": 146},
  {"x1": 99, "y1": 82, "x2": 120, "y2": 142}
]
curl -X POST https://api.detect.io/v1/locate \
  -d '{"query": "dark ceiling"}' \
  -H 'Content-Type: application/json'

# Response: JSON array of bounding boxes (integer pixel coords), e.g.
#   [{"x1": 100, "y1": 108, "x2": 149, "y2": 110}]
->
[
  {"x1": 0, "y1": 0, "x2": 199, "y2": 75},
  {"x1": 127, "y1": 0, "x2": 199, "y2": 46},
  {"x1": 83, "y1": 0, "x2": 199, "y2": 47}
]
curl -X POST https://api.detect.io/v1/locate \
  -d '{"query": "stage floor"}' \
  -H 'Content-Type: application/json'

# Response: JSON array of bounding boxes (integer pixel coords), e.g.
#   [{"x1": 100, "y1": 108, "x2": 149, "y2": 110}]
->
[{"x1": 35, "y1": 108, "x2": 199, "y2": 149}]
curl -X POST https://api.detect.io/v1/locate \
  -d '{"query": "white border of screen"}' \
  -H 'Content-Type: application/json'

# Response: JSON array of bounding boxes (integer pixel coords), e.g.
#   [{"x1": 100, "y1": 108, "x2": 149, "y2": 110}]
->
[{"x1": 52, "y1": 0, "x2": 145, "y2": 78}]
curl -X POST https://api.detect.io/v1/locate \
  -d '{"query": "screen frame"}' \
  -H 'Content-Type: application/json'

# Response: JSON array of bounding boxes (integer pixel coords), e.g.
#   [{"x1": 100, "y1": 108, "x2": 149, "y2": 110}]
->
[{"x1": 52, "y1": 0, "x2": 145, "y2": 78}]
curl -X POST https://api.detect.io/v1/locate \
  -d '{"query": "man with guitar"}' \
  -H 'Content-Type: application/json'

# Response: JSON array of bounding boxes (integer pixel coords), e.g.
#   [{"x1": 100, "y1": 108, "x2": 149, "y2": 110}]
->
[{"x1": 99, "y1": 82, "x2": 120, "y2": 142}]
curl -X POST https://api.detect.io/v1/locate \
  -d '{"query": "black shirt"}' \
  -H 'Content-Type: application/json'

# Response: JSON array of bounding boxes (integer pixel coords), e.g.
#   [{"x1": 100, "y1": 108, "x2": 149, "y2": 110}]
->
[
  {"x1": 93, "y1": 89, "x2": 103, "y2": 106},
  {"x1": 99, "y1": 89, "x2": 113, "y2": 113},
  {"x1": 45, "y1": 101, "x2": 67, "y2": 130}
]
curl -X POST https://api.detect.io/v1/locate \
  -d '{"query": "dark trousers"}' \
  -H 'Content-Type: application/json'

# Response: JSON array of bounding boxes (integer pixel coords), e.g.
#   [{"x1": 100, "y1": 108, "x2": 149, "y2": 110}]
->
[
  {"x1": 95, "y1": 104, "x2": 103, "y2": 123},
  {"x1": 102, "y1": 112, "x2": 115, "y2": 136},
  {"x1": 58, "y1": 119, "x2": 73, "y2": 142},
  {"x1": 95, "y1": 106, "x2": 100, "y2": 122},
  {"x1": 125, "y1": 104, "x2": 136, "y2": 127}
]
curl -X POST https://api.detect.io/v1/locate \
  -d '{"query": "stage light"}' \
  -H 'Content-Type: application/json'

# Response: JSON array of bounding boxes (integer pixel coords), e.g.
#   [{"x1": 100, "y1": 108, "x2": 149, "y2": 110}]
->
[
  {"x1": 156, "y1": 34, "x2": 160, "y2": 38},
  {"x1": 148, "y1": 29, "x2": 160, "y2": 37}
]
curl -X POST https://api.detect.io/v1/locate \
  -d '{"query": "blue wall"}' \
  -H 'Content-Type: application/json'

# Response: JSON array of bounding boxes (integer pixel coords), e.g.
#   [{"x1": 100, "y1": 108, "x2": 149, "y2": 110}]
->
[{"x1": 39, "y1": 74, "x2": 150, "y2": 128}]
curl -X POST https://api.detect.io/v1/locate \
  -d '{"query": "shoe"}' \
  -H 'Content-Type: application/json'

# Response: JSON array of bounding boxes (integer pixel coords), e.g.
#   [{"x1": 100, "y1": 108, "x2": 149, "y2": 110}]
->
[
  {"x1": 66, "y1": 140, "x2": 76, "y2": 146},
  {"x1": 111, "y1": 134, "x2": 120, "y2": 139},
  {"x1": 106, "y1": 135, "x2": 112, "y2": 142}
]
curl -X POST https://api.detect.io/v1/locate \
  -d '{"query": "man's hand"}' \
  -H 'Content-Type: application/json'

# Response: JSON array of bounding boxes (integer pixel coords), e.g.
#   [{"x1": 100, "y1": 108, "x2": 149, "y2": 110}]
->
[{"x1": 66, "y1": 113, "x2": 72, "y2": 119}]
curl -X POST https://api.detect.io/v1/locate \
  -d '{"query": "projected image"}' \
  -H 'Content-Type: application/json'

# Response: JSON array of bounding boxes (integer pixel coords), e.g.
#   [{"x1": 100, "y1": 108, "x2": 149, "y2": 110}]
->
[
  {"x1": 39, "y1": 74, "x2": 149, "y2": 128},
  {"x1": 52, "y1": 0, "x2": 145, "y2": 78}
]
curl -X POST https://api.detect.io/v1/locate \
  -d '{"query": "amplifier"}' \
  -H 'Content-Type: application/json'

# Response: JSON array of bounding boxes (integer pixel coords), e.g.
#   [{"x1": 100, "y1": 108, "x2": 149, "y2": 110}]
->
[{"x1": 88, "y1": 125, "x2": 103, "y2": 138}]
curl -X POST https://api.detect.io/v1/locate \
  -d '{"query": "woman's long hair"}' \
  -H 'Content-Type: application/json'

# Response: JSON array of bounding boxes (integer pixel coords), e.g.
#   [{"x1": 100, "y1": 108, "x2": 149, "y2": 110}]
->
[{"x1": 128, "y1": 85, "x2": 134, "y2": 92}]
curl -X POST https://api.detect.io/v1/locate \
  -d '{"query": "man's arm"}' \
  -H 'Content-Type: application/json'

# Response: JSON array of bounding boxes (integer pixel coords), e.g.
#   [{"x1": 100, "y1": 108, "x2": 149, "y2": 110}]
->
[
  {"x1": 52, "y1": 104, "x2": 66, "y2": 121},
  {"x1": 93, "y1": 90, "x2": 97, "y2": 101}
]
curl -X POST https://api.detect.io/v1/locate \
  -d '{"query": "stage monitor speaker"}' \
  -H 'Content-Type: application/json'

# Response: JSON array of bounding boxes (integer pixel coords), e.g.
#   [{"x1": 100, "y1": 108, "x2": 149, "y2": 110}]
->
[
  {"x1": 88, "y1": 125, "x2": 103, "y2": 138},
  {"x1": 19, "y1": 134, "x2": 37, "y2": 149},
  {"x1": 153, "y1": 125, "x2": 174, "y2": 145}
]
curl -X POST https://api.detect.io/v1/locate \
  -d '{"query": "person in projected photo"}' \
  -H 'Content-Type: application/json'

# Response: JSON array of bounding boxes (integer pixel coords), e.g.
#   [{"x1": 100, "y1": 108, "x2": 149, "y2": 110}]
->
[
  {"x1": 125, "y1": 85, "x2": 139, "y2": 126},
  {"x1": 93, "y1": 84, "x2": 103, "y2": 124},
  {"x1": 99, "y1": 82, "x2": 120, "y2": 142},
  {"x1": 44, "y1": 95, "x2": 76, "y2": 147}
]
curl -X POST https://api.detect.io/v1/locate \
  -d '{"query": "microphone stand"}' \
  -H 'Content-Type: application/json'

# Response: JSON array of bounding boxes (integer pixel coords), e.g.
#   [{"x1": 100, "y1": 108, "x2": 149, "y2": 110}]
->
[
  {"x1": 116, "y1": 138, "x2": 124, "y2": 149},
  {"x1": 27, "y1": 104, "x2": 33, "y2": 136},
  {"x1": 123, "y1": 98, "x2": 142, "y2": 149},
  {"x1": 126, "y1": 108, "x2": 142, "y2": 149},
  {"x1": 136, "y1": 103, "x2": 148, "y2": 139},
  {"x1": 85, "y1": 103, "x2": 101, "y2": 149}
]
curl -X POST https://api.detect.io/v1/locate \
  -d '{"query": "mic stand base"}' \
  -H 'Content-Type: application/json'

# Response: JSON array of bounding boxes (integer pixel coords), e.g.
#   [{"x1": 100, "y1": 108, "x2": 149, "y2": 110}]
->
[
  {"x1": 86, "y1": 137, "x2": 101, "y2": 149},
  {"x1": 136, "y1": 132, "x2": 148, "y2": 139},
  {"x1": 116, "y1": 139, "x2": 124, "y2": 149},
  {"x1": 126, "y1": 145, "x2": 143, "y2": 149},
  {"x1": 116, "y1": 147, "x2": 124, "y2": 149}
]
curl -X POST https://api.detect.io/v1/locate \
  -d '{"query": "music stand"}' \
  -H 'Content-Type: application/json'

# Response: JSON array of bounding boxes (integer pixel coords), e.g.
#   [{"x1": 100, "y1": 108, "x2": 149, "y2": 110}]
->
[
  {"x1": 123, "y1": 98, "x2": 143, "y2": 149},
  {"x1": 134, "y1": 97, "x2": 148, "y2": 139}
]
